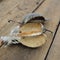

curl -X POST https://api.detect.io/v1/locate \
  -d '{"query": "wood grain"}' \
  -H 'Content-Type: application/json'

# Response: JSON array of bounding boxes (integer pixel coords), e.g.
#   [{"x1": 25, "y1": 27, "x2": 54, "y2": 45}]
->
[
  {"x1": 0, "y1": 0, "x2": 60, "y2": 60},
  {"x1": 46, "y1": 26, "x2": 60, "y2": 60},
  {"x1": 0, "y1": 0, "x2": 42, "y2": 19},
  {"x1": 34, "y1": 0, "x2": 60, "y2": 60}
]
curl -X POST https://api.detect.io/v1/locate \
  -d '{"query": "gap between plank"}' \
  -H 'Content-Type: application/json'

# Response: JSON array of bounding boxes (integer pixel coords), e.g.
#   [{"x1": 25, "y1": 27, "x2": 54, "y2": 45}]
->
[
  {"x1": 44, "y1": 21, "x2": 60, "y2": 60},
  {"x1": 32, "y1": 0, "x2": 45, "y2": 13}
]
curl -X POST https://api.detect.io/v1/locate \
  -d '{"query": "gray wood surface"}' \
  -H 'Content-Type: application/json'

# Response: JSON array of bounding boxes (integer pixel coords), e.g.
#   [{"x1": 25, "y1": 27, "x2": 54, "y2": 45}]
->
[
  {"x1": 0, "y1": 0, "x2": 60, "y2": 60},
  {"x1": 46, "y1": 26, "x2": 60, "y2": 60}
]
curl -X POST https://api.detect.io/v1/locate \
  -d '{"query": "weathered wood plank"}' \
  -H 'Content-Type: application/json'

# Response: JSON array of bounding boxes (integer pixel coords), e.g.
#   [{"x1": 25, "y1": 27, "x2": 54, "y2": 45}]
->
[
  {"x1": 0, "y1": 0, "x2": 19, "y2": 18},
  {"x1": 46, "y1": 26, "x2": 60, "y2": 60},
  {"x1": 34, "y1": 0, "x2": 60, "y2": 60},
  {"x1": 0, "y1": 0, "x2": 60, "y2": 60},
  {"x1": 0, "y1": 0, "x2": 42, "y2": 20}
]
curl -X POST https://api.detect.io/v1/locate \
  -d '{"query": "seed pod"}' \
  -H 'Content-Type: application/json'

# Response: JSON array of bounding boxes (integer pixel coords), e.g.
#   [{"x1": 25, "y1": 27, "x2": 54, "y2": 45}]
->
[{"x1": 21, "y1": 13, "x2": 47, "y2": 25}]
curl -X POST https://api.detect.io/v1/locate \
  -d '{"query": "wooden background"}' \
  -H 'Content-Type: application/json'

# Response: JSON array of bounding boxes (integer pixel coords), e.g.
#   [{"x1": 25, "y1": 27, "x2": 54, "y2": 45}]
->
[{"x1": 0, "y1": 0, "x2": 60, "y2": 60}]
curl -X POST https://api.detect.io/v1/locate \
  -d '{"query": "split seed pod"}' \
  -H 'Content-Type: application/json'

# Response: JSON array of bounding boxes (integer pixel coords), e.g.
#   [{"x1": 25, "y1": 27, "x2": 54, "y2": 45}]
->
[{"x1": 5, "y1": 13, "x2": 52, "y2": 48}]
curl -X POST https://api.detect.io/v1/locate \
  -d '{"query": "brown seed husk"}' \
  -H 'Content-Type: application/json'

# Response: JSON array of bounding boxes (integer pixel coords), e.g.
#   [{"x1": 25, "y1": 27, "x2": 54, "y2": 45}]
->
[
  {"x1": 18, "y1": 23, "x2": 43, "y2": 37},
  {"x1": 18, "y1": 34, "x2": 47, "y2": 48}
]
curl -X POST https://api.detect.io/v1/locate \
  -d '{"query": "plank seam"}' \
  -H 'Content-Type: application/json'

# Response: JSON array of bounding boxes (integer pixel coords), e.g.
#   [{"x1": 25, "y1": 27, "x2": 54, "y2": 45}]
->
[
  {"x1": 32, "y1": 0, "x2": 45, "y2": 13},
  {"x1": 44, "y1": 21, "x2": 60, "y2": 60}
]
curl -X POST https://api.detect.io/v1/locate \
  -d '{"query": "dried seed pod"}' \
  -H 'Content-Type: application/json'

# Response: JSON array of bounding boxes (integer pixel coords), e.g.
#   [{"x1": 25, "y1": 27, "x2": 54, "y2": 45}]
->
[
  {"x1": 17, "y1": 23, "x2": 44, "y2": 37},
  {"x1": 18, "y1": 34, "x2": 47, "y2": 48},
  {"x1": 4, "y1": 13, "x2": 52, "y2": 48},
  {"x1": 17, "y1": 22, "x2": 53, "y2": 37},
  {"x1": 21, "y1": 13, "x2": 47, "y2": 25}
]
